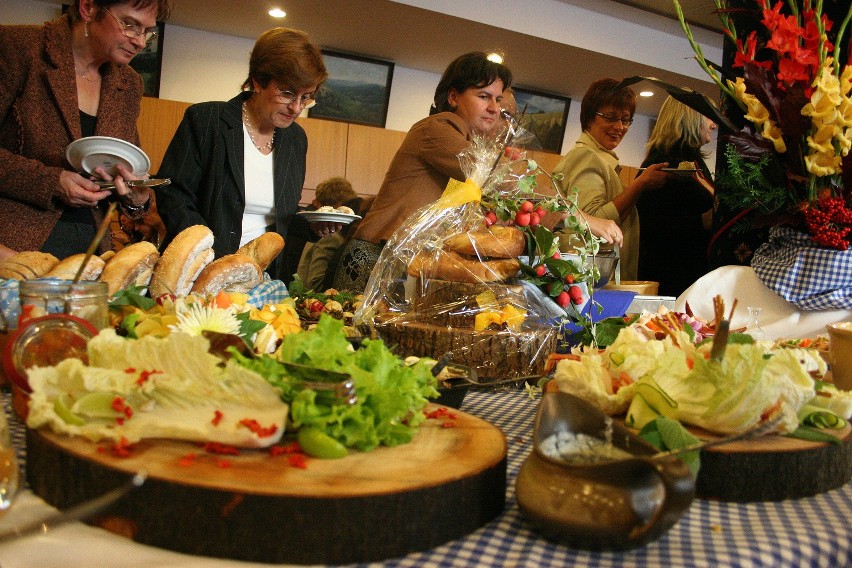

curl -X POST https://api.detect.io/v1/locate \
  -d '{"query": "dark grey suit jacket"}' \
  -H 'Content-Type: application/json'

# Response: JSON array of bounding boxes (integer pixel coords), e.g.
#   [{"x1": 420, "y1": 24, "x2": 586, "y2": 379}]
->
[{"x1": 155, "y1": 92, "x2": 307, "y2": 279}]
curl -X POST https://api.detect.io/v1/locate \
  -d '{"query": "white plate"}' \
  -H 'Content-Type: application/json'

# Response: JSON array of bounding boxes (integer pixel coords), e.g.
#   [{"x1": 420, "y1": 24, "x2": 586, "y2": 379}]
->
[
  {"x1": 66, "y1": 136, "x2": 151, "y2": 176},
  {"x1": 638, "y1": 167, "x2": 697, "y2": 176},
  {"x1": 296, "y1": 211, "x2": 362, "y2": 224}
]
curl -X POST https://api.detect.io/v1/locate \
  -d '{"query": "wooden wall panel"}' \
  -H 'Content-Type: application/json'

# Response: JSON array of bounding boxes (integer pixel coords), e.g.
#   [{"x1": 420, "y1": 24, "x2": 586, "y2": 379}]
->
[
  {"x1": 345, "y1": 124, "x2": 407, "y2": 196},
  {"x1": 137, "y1": 97, "x2": 191, "y2": 174},
  {"x1": 298, "y1": 117, "x2": 348, "y2": 190}
]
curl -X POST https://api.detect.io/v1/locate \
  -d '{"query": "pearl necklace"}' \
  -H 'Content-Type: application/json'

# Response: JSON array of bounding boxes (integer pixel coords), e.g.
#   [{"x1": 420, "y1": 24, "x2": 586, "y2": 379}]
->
[{"x1": 242, "y1": 101, "x2": 273, "y2": 152}]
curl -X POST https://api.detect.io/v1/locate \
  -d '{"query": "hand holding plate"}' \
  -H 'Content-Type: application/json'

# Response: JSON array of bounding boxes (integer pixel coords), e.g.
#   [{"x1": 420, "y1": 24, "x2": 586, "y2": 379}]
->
[
  {"x1": 312, "y1": 221, "x2": 345, "y2": 237},
  {"x1": 56, "y1": 170, "x2": 111, "y2": 208},
  {"x1": 94, "y1": 163, "x2": 151, "y2": 207}
]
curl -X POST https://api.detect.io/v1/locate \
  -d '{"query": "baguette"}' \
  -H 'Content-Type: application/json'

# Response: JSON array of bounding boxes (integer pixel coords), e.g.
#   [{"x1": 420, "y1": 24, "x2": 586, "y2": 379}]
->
[
  {"x1": 44, "y1": 253, "x2": 106, "y2": 281},
  {"x1": 236, "y1": 232, "x2": 284, "y2": 271},
  {"x1": 408, "y1": 249, "x2": 520, "y2": 283},
  {"x1": 191, "y1": 253, "x2": 262, "y2": 296},
  {"x1": 150, "y1": 225, "x2": 215, "y2": 298},
  {"x1": 0, "y1": 251, "x2": 59, "y2": 279},
  {"x1": 444, "y1": 226, "x2": 526, "y2": 259},
  {"x1": 100, "y1": 241, "x2": 161, "y2": 296}
]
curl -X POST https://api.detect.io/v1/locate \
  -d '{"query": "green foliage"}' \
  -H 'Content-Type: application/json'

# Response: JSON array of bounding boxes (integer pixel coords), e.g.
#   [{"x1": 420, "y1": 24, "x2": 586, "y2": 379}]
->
[{"x1": 716, "y1": 144, "x2": 793, "y2": 216}]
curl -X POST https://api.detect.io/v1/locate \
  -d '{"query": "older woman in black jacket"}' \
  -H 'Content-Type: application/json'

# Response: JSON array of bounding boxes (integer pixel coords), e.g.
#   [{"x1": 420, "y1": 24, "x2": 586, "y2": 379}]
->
[{"x1": 156, "y1": 27, "x2": 327, "y2": 280}]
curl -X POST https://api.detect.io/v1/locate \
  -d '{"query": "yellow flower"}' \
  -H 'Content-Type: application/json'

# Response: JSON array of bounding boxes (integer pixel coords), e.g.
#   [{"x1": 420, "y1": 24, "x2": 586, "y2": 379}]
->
[
  {"x1": 839, "y1": 64, "x2": 852, "y2": 97},
  {"x1": 805, "y1": 150, "x2": 842, "y2": 177},
  {"x1": 807, "y1": 123, "x2": 840, "y2": 154},
  {"x1": 762, "y1": 121, "x2": 786, "y2": 153}
]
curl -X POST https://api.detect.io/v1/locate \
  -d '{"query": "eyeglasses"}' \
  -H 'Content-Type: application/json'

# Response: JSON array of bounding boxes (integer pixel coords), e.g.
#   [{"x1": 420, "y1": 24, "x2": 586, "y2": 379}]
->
[
  {"x1": 274, "y1": 87, "x2": 317, "y2": 109},
  {"x1": 104, "y1": 9, "x2": 158, "y2": 44},
  {"x1": 595, "y1": 112, "x2": 633, "y2": 126}
]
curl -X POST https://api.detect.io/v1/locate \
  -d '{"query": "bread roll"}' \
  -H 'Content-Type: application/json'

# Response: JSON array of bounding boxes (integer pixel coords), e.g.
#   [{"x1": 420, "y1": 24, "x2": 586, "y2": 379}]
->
[
  {"x1": 100, "y1": 241, "x2": 161, "y2": 296},
  {"x1": 0, "y1": 251, "x2": 59, "y2": 279},
  {"x1": 444, "y1": 226, "x2": 526, "y2": 259},
  {"x1": 44, "y1": 253, "x2": 106, "y2": 281},
  {"x1": 408, "y1": 249, "x2": 520, "y2": 283},
  {"x1": 150, "y1": 225, "x2": 215, "y2": 298},
  {"x1": 236, "y1": 232, "x2": 284, "y2": 271},
  {"x1": 191, "y1": 253, "x2": 262, "y2": 296}
]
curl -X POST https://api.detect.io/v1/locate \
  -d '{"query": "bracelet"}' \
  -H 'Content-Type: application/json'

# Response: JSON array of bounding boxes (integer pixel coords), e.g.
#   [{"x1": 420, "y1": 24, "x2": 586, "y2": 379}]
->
[{"x1": 119, "y1": 196, "x2": 151, "y2": 219}]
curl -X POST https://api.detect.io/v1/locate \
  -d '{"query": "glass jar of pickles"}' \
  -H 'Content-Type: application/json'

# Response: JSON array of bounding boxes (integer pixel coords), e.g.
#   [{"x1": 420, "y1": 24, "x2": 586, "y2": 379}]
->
[{"x1": 17, "y1": 280, "x2": 109, "y2": 330}]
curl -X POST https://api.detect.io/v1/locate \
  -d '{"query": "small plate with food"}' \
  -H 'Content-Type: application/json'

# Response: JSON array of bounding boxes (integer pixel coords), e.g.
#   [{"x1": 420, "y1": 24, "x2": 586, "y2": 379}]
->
[
  {"x1": 66, "y1": 136, "x2": 151, "y2": 177},
  {"x1": 297, "y1": 206, "x2": 362, "y2": 224}
]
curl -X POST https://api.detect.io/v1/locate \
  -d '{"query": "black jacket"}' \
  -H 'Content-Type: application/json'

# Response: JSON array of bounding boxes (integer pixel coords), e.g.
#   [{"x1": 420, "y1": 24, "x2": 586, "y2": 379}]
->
[{"x1": 155, "y1": 92, "x2": 307, "y2": 279}]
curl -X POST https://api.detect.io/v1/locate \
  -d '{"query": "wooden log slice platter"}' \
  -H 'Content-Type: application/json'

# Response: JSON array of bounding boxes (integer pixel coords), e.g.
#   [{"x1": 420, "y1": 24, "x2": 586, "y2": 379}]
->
[
  {"x1": 692, "y1": 423, "x2": 852, "y2": 501},
  {"x1": 26, "y1": 404, "x2": 507, "y2": 565}
]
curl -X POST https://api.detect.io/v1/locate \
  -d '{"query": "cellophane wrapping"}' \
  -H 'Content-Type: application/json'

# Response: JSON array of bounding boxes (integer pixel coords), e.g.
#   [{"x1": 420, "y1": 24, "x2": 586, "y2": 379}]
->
[{"x1": 355, "y1": 128, "x2": 574, "y2": 379}]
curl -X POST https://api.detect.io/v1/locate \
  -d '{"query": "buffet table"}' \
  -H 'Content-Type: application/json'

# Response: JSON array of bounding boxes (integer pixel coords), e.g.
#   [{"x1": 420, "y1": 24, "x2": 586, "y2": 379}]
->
[{"x1": 0, "y1": 389, "x2": 849, "y2": 568}]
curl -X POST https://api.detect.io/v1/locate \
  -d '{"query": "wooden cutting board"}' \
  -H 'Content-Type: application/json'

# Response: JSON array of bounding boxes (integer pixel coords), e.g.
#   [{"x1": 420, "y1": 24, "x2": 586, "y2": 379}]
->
[
  {"x1": 692, "y1": 423, "x2": 852, "y2": 501},
  {"x1": 26, "y1": 403, "x2": 507, "y2": 565}
]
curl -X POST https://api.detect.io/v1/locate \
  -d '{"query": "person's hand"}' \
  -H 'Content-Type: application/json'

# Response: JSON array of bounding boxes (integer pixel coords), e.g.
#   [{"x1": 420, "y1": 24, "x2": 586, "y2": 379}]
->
[
  {"x1": 0, "y1": 243, "x2": 17, "y2": 261},
  {"x1": 634, "y1": 162, "x2": 670, "y2": 191},
  {"x1": 311, "y1": 221, "x2": 344, "y2": 237},
  {"x1": 94, "y1": 164, "x2": 151, "y2": 207},
  {"x1": 583, "y1": 214, "x2": 623, "y2": 246},
  {"x1": 56, "y1": 170, "x2": 112, "y2": 207}
]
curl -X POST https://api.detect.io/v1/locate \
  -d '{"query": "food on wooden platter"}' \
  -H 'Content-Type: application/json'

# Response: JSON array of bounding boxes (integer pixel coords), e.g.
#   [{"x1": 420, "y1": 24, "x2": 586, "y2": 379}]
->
[
  {"x1": 23, "y1": 315, "x2": 439, "y2": 456},
  {"x1": 545, "y1": 302, "x2": 852, "y2": 500},
  {"x1": 26, "y1": 329, "x2": 289, "y2": 448}
]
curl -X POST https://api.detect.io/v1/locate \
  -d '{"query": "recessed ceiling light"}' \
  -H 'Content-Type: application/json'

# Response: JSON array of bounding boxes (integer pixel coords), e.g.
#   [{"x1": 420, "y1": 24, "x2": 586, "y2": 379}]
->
[
  {"x1": 269, "y1": 8, "x2": 286, "y2": 18},
  {"x1": 486, "y1": 52, "x2": 504, "y2": 64},
  {"x1": 639, "y1": 91, "x2": 654, "y2": 97}
]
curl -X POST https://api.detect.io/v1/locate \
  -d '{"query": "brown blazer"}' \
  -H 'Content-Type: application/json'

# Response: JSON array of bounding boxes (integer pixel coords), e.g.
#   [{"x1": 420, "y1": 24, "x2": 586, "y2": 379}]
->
[
  {"x1": 353, "y1": 112, "x2": 470, "y2": 244},
  {"x1": 0, "y1": 15, "x2": 143, "y2": 254}
]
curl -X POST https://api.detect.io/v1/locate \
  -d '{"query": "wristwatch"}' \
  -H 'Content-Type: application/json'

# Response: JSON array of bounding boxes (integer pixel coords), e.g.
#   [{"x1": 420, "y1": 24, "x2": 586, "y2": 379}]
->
[{"x1": 119, "y1": 196, "x2": 151, "y2": 219}]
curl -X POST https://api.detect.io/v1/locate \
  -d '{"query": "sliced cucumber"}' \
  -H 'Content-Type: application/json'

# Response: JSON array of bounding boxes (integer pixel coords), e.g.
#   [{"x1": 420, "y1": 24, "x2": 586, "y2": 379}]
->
[
  {"x1": 54, "y1": 394, "x2": 85, "y2": 426},
  {"x1": 634, "y1": 379, "x2": 677, "y2": 417},
  {"x1": 72, "y1": 392, "x2": 124, "y2": 418},
  {"x1": 625, "y1": 394, "x2": 660, "y2": 430}
]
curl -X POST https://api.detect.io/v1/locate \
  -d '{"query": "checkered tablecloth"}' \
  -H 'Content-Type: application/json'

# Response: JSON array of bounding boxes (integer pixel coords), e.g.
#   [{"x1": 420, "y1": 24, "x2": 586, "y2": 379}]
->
[
  {"x1": 359, "y1": 390, "x2": 852, "y2": 568},
  {"x1": 2, "y1": 390, "x2": 850, "y2": 568}
]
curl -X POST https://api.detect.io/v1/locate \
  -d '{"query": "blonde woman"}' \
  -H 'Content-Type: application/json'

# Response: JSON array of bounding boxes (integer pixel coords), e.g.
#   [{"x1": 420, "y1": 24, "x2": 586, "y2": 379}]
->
[{"x1": 637, "y1": 95, "x2": 717, "y2": 296}]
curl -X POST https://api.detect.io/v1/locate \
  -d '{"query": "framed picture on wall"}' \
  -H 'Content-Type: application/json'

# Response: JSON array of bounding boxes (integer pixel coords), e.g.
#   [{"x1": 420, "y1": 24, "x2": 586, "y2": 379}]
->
[
  {"x1": 511, "y1": 87, "x2": 571, "y2": 154},
  {"x1": 62, "y1": 5, "x2": 164, "y2": 97},
  {"x1": 308, "y1": 51, "x2": 394, "y2": 128}
]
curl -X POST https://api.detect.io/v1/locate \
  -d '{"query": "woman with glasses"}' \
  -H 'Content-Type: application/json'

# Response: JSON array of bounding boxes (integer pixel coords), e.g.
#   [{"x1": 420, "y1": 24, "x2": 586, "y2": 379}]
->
[
  {"x1": 155, "y1": 27, "x2": 328, "y2": 280},
  {"x1": 637, "y1": 96, "x2": 717, "y2": 297},
  {"x1": 0, "y1": 0, "x2": 173, "y2": 260},
  {"x1": 553, "y1": 78, "x2": 669, "y2": 281}
]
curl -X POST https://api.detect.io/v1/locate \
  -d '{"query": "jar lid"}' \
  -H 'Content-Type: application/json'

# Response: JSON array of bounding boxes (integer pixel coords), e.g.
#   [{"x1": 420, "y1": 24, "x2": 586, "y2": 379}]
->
[{"x1": 1, "y1": 314, "x2": 98, "y2": 393}]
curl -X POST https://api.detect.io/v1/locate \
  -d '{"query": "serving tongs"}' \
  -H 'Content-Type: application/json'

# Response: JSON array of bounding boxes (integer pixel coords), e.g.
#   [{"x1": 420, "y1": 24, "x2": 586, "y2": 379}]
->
[
  {"x1": 94, "y1": 178, "x2": 171, "y2": 190},
  {"x1": 430, "y1": 352, "x2": 540, "y2": 390},
  {"x1": 201, "y1": 332, "x2": 357, "y2": 405},
  {"x1": 281, "y1": 362, "x2": 358, "y2": 405},
  {"x1": 0, "y1": 471, "x2": 146, "y2": 544}
]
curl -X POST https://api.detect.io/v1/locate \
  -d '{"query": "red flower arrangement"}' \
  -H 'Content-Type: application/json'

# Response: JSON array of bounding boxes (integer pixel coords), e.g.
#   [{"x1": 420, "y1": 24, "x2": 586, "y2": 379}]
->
[{"x1": 676, "y1": 0, "x2": 852, "y2": 249}]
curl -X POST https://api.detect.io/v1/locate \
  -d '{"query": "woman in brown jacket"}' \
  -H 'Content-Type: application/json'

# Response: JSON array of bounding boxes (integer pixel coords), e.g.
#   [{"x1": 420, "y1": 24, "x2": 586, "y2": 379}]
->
[{"x1": 0, "y1": 0, "x2": 172, "y2": 260}]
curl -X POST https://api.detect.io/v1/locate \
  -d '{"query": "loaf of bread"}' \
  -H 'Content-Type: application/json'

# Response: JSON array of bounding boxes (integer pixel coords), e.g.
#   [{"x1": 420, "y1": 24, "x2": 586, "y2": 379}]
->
[
  {"x1": 408, "y1": 249, "x2": 520, "y2": 283},
  {"x1": 44, "y1": 253, "x2": 106, "y2": 281},
  {"x1": 0, "y1": 251, "x2": 59, "y2": 280},
  {"x1": 149, "y1": 225, "x2": 215, "y2": 298},
  {"x1": 191, "y1": 253, "x2": 262, "y2": 296},
  {"x1": 443, "y1": 226, "x2": 526, "y2": 259},
  {"x1": 236, "y1": 232, "x2": 284, "y2": 271},
  {"x1": 100, "y1": 241, "x2": 161, "y2": 296}
]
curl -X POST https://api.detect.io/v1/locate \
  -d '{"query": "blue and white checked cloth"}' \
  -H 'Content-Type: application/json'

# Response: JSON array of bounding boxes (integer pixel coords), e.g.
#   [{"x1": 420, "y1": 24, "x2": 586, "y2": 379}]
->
[
  {"x1": 752, "y1": 226, "x2": 852, "y2": 310},
  {"x1": 3, "y1": 390, "x2": 849, "y2": 567}
]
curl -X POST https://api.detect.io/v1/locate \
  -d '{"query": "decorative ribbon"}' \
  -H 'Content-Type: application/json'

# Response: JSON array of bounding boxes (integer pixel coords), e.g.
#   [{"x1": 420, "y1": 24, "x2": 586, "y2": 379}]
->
[{"x1": 436, "y1": 178, "x2": 481, "y2": 209}]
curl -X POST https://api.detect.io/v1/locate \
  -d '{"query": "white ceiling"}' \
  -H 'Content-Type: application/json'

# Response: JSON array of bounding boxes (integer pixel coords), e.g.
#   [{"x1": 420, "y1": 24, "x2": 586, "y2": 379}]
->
[{"x1": 69, "y1": 0, "x2": 730, "y2": 117}]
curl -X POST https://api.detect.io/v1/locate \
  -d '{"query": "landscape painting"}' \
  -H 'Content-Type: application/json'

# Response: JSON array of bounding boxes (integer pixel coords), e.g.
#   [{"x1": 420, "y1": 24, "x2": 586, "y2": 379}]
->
[
  {"x1": 512, "y1": 88, "x2": 571, "y2": 154},
  {"x1": 308, "y1": 51, "x2": 394, "y2": 128}
]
